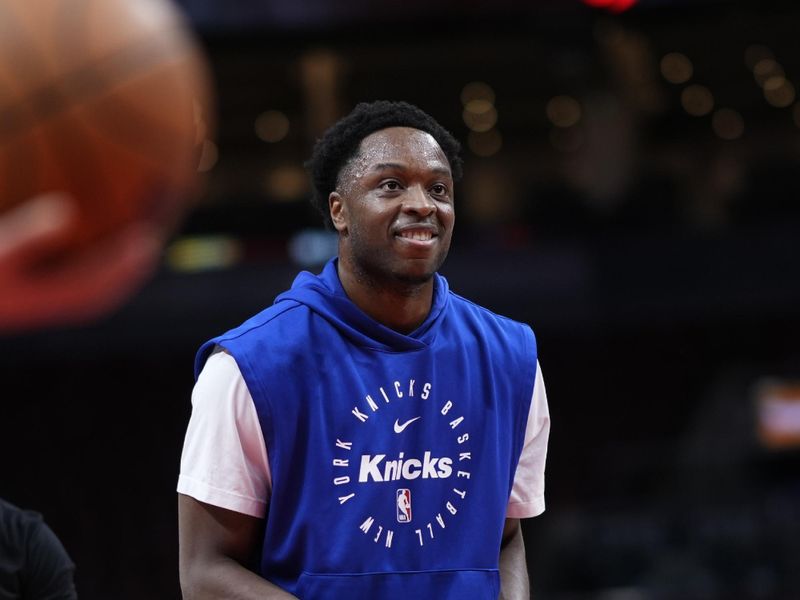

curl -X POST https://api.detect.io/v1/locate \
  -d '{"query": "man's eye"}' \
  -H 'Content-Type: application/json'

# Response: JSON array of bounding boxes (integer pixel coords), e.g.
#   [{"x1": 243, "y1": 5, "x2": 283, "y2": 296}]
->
[
  {"x1": 381, "y1": 181, "x2": 401, "y2": 191},
  {"x1": 431, "y1": 184, "x2": 448, "y2": 196}
]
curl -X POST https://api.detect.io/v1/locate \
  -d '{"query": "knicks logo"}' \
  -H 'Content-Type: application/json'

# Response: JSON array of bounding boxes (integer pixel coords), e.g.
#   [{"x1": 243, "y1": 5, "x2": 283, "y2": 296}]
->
[
  {"x1": 329, "y1": 378, "x2": 474, "y2": 549},
  {"x1": 396, "y1": 489, "x2": 412, "y2": 523},
  {"x1": 358, "y1": 451, "x2": 453, "y2": 482}
]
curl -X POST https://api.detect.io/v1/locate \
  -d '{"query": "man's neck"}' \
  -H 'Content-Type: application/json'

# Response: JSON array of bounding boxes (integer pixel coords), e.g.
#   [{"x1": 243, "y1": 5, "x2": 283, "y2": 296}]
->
[{"x1": 336, "y1": 260, "x2": 434, "y2": 334}]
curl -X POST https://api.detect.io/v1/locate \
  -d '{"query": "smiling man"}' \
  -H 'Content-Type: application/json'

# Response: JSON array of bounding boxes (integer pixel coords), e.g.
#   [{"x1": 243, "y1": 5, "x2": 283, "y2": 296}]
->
[{"x1": 177, "y1": 100, "x2": 550, "y2": 600}]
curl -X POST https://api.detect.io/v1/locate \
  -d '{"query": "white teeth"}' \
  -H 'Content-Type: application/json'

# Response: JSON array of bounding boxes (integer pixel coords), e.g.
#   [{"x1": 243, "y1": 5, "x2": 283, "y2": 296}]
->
[{"x1": 399, "y1": 230, "x2": 433, "y2": 241}]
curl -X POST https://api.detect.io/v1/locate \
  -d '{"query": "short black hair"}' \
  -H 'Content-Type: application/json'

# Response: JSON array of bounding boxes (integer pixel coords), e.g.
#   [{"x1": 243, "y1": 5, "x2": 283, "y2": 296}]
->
[{"x1": 304, "y1": 100, "x2": 463, "y2": 229}]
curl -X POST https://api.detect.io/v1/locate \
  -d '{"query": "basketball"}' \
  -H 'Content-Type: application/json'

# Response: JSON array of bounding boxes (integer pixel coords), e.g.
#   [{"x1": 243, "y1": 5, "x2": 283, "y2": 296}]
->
[{"x1": 0, "y1": 0, "x2": 213, "y2": 254}]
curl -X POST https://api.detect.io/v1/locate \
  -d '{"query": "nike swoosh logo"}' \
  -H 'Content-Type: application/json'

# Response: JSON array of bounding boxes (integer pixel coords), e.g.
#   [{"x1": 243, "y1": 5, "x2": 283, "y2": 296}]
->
[{"x1": 394, "y1": 416, "x2": 421, "y2": 434}]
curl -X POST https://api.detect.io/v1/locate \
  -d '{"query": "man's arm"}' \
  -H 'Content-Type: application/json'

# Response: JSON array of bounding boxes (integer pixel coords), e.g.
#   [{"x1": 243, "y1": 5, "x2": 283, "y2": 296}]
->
[
  {"x1": 499, "y1": 518, "x2": 529, "y2": 600},
  {"x1": 178, "y1": 494, "x2": 298, "y2": 600}
]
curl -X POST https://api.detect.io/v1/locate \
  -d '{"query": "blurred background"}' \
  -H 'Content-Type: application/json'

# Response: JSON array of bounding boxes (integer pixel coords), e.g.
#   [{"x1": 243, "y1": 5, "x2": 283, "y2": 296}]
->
[{"x1": 2, "y1": 0, "x2": 800, "y2": 597}]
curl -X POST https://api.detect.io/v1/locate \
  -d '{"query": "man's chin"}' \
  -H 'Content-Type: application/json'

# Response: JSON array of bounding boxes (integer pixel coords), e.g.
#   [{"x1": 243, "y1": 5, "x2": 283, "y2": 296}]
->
[
  {"x1": 391, "y1": 257, "x2": 445, "y2": 286},
  {"x1": 393, "y1": 270, "x2": 435, "y2": 286}
]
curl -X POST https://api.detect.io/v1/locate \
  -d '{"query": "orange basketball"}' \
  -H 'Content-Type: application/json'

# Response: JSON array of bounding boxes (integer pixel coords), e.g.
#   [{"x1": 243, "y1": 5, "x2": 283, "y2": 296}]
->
[{"x1": 0, "y1": 0, "x2": 213, "y2": 251}]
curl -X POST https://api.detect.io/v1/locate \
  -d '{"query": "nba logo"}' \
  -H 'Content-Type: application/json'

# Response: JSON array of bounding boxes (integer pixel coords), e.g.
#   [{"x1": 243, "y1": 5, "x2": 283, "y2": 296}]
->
[{"x1": 396, "y1": 488, "x2": 412, "y2": 523}]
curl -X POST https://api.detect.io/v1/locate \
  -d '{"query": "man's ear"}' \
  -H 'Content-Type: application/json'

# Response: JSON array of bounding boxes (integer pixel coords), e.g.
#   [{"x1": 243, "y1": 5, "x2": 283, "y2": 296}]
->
[{"x1": 329, "y1": 192, "x2": 347, "y2": 234}]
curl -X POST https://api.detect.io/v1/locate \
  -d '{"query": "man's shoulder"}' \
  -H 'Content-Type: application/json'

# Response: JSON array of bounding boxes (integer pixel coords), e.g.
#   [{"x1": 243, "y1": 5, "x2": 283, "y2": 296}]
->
[
  {"x1": 446, "y1": 290, "x2": 533, "y2": 335},
  {"x1": 214, "y1": 299, "x2": 311, "y2": 344},
  {"x1": 444, "y1": 291, "x2": 538, "y2": 377},
  {"x1": 194, "y1": 300, "x2": 313, "y2": 377},
  {"x1": 0, "y1": 498, "x2": 45, "y2": 545}
]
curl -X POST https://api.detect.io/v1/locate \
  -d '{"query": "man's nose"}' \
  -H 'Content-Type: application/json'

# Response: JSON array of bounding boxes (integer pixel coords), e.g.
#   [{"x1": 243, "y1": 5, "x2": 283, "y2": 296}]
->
[{"x1": 402, "y1": 185, "x2": 435, "y2": 215}]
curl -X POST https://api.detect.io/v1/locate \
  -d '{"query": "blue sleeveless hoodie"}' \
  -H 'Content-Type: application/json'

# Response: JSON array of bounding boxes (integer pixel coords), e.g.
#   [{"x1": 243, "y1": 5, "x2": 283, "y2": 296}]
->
[{"x1": 195, "y1": 258, "x2": 537, "y2": 600}]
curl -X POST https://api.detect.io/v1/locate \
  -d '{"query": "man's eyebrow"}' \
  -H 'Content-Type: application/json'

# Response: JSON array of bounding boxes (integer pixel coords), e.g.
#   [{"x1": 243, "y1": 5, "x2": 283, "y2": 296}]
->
[{"x1": 370, "y1": 162, "x2": 452, "y2": 176}]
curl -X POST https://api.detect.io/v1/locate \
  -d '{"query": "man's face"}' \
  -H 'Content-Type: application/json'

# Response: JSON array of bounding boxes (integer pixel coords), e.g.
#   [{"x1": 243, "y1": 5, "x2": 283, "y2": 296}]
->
[{"x1": 330, "y1": 127, "x2": 455, "y2": 287}]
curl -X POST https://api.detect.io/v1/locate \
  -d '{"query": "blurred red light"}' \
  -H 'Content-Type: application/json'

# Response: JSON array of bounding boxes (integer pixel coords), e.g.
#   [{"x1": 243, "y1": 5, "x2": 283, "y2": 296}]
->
[
  {"x1": 582, "y1": 0, "x2": 638, "y2": 12},
  {"x1": 609, "y1": 0, "x2": 637, "y2": 11}
]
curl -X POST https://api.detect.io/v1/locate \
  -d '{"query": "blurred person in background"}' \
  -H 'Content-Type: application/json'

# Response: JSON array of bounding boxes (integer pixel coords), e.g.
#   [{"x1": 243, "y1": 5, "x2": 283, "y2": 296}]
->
[{"x1": 0, "y1": 497, "x2": 77, "y2": 600}]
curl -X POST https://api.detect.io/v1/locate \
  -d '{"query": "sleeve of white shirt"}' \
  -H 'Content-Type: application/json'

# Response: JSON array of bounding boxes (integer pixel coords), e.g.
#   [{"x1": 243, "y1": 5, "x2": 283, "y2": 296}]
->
[
  {"x1": 506, "y1": 360, "x2": 551, "y2": 519},
  {"x1": 177, "y1": 348, "x2": 272, "y2": 518}
]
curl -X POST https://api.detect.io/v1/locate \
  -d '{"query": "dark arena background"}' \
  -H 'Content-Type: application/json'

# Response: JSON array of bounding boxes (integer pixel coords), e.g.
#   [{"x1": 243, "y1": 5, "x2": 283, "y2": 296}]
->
[{"x1": 2, "y1": 0, "x2": 800, "y2": 598}]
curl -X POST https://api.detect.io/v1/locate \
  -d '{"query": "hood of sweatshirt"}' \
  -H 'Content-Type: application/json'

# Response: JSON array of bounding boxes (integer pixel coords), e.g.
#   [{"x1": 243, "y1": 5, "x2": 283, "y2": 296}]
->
[{"x1": 273, "y1": 258, "x2": 448, "y2": 352}]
